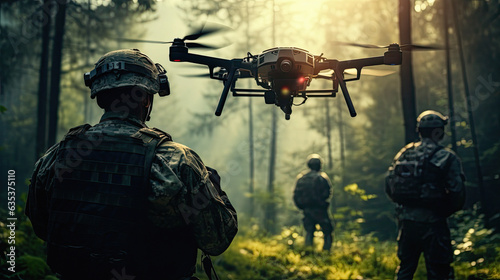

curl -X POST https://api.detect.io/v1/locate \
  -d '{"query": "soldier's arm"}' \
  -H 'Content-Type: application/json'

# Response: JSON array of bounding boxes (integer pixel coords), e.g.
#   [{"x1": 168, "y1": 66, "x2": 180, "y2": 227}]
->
[
  {"x1": 25, "y1": 144, "x2": 59, "y2": 241},
  {"x1": 180, "y1": 157, "x2": 237, "y2": 256},
  {"x1": 319, "y1": 173, "x2": 333, "y2": 201},
  {"x1": 445, "y1": 153, "x2": 466, "y2": 211},
  {"x1": 152, "y1": 143, "x2": 237, "y2": 256}
]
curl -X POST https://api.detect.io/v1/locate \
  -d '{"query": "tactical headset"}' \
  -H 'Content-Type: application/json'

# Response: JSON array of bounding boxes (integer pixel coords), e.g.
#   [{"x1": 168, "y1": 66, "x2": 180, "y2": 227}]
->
[{"x1": 83, "y1": 61, "x2": 170, "y2": 97}]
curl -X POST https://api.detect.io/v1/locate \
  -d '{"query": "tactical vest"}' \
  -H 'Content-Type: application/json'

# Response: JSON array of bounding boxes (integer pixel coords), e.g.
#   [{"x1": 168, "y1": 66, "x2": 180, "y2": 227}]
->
[
  {"x1": 47, "y1": 123, "x2": 171, "y2": 276},
  {"x1": 387, "y1": 143, "x2": 446, "y2": 207}
]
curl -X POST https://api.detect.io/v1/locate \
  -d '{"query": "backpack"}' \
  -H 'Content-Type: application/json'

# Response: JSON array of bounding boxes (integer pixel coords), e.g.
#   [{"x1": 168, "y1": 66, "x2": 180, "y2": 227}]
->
[
  {"x1": 293, "y1": 173, "x2": 320, "y2": 209},
  {"x1": 386, "y1": 144, "x2": 446, "y2": 207}
]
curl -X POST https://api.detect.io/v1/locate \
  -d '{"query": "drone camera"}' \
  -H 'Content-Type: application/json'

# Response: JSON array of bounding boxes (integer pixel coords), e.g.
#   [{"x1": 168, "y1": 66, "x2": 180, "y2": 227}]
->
[{"x1": 280, "y1": 59, "x2": 293, "y2": 72}]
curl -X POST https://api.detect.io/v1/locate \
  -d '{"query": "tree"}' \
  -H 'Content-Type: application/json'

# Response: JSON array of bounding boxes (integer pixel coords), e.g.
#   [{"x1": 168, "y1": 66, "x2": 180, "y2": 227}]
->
[{"x1": 399, "y1": 0, "x2": 418, "y2": 144}]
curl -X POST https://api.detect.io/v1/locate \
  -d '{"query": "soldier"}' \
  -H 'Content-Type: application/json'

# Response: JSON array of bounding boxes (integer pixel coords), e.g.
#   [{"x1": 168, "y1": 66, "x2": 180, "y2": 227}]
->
[
  {"x1": 293, "y1": 154, "x2": 333, "y2": 251},
  {"x1": 385, "y1": 110, "x2": 466, "y2": 280},
  {"x1": 26, "y1": 49, "x2": 238, "y2": 280}
]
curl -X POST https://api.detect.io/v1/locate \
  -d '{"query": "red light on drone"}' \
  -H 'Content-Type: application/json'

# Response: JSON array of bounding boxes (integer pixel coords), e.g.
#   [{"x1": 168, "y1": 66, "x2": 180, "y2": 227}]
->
[
  {"x1": 298, "y1": 76, "x2": 306, "y2": 84},
  {"x1": 174, "y1": 59, "x2": 181, "y2": 62}
]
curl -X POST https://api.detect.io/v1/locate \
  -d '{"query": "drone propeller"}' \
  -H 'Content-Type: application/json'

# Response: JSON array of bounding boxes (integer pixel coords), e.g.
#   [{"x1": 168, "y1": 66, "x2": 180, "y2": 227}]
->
[
  {"x1": 117, "y1": 38, "x2": 172, "y2": 44},
  {"x1": 182, "y1": 23, "x2": 230, "y2": 41},
  {"x1": 117, "y1": 38, "x2": 220, "y2": 49},
  {"x1": 318, "y1": 68, "x2": 395, "y2": 79},
  {"x1": 117, "y1": 23, "x2": 231, "y2": 50},
  {"x1": 181, "y1": 73, "x2": 213, "y2": 78},
  {"x1": 344, "y1": 68, "x2": 395, "y2": 77},
  {"x1": 334, "y1": 42, "x2": 444, "y2": 51},
  {"x1": 175, "y1": 22, "x2": 231, "y2": 49},
  {"x1": 316, "y1": 74, "x2": 333, "y2": 80}
]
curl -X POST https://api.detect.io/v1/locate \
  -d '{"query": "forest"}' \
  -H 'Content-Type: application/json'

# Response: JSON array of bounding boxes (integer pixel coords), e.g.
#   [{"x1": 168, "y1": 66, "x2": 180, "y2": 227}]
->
[{"x1": 1, "y1": 0, "x2": 499, "y2": 279}]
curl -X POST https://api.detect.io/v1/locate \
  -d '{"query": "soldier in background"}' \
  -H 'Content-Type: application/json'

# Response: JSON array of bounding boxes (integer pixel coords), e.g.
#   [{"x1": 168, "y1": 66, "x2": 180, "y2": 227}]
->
[
  {"x1": 385, "y1": 110, "x2": 466, "y2": 280},
  {"x1": 26, "y1": 49, "x2": 238, "y2": 280},
  {"x1": 293, "y1": 154, "x2": 333, "y2": 251}
]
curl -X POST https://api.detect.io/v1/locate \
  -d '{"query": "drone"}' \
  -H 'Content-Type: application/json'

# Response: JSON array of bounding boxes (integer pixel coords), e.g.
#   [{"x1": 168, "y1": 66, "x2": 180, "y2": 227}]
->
[{"x1": 122, "y1": 26, "x2": 436, "y2": 120}]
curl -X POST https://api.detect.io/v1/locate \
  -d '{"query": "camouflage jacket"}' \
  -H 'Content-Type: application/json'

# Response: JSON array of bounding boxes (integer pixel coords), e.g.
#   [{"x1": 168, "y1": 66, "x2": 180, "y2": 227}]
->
[
  {"x1": 386, "y1": 138, "x2": 466, "y2": 223},
  {"x1": 26, "y1": 112, "x2": 238, "y2": 256}
]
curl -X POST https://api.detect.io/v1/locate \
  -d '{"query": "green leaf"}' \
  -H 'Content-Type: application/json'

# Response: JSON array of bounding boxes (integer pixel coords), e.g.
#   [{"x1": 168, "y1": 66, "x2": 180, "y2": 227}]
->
[{"x1": 0, "y1": 105, "x2": 6, "y2": 114}]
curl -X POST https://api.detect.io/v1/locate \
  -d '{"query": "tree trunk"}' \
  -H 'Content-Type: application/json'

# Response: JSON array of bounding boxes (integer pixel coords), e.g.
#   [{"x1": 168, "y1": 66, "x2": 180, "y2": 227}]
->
[
  {"x1": 246, "y1": 1, "x2": 255, "y2": 217},
  {"x1": 248, "y1": 97, "x2": 255, "y2": 217},
  {"x1": 36, "y1": 0, "x2": 52, "y2": 157},
  {"x1": 47, "y1": 0, "x2": 67, "y2": 146},
  {"x1": 450, "y1": 1, "x2": 485, "y2": 220},
  {"x1": 265, "y1": 0, "x2": 277, "y2": 233},
  {"x1": 325, "y1": 99, "x2": 333, "y2": 170},
  {"x1": 399, "y1": 0, "x2": 417, "y2": 144},
  {"x1": 337, "y1": 98, "x2": 345, "y2": 188},
  {"x1": 443, "y1": 0, "x2": 458, "y2": 152}
]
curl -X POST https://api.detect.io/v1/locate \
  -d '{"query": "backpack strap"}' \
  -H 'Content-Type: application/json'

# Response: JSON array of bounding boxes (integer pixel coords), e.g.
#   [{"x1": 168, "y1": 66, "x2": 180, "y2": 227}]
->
[
  {"x1": 428, "y1": 145, "x2": 444, "y2": 160},
  {"x1": 421, "y1": 145, "x2": 445, "y2": 183},
  {"x1": 131, "y1": 127, "x2": 173, "y2": 188}
]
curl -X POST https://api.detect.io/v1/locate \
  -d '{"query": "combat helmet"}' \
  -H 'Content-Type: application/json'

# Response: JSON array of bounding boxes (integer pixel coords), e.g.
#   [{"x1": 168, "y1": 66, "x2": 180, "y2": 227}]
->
[
  {"x1": 84, "y1": 49, "x2": 169, "y2": 98},
  {"x1": 307, "y1": 154, "x2": 322, "y2": 171},
  {"x1": 416, "y1": 110, "x2": 449, "y2": 129}
]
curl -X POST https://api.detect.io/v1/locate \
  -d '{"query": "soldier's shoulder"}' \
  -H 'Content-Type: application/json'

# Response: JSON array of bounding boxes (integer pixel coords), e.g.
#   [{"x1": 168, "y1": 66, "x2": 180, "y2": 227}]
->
[
  {"x1": 66, "y1": 124, "x2": 92, "y2": 136},
  {"x1": 319, "y1": 171, "x2": 331, "y2": 180},
  {"x1": 394, "y1": 142, "x2": 417, "y2": 160},
  {"x1": 157, "y1": 141, "x2": 206, "y2": 173},
  {"x1": 140, "y1": 127, "x2": 172, "y2": 140},
  {"x1": 157, "y1": 140, "x2": 196, "y2": 155},
  {"x1": 297, "y1": 169, "x2": 312, "y2": 178}
]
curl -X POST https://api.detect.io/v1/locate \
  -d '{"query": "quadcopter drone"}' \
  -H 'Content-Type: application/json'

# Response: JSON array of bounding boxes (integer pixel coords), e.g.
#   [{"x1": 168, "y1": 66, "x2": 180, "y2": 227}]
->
[{"x1": 122, "y1": 26, "x2": 437, "y2": 120}]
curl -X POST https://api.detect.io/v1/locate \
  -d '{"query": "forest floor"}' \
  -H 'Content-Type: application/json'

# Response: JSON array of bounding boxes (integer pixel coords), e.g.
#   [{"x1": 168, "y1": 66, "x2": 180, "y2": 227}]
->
[{"x1": 194, "y1": 225, "x2": 500, "y2": 280}]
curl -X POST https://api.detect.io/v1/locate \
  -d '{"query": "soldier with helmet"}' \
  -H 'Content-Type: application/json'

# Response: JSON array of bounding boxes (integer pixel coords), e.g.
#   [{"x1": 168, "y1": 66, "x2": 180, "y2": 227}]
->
[
  {"x1": 386, "y1": 110, "x2": 466, "y2": 280},
  {"x1": 293, "y1": 154, "x2": 333, "y2": 251},
  {"x1": 26, "y1": 49, "x2": 238, "y2": 280}
]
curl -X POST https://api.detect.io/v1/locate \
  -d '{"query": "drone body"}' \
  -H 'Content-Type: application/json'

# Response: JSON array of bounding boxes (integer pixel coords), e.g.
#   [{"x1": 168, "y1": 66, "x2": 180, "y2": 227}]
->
[{"x1": 257, "y1": 47, "x2": 314, "y2": 91}]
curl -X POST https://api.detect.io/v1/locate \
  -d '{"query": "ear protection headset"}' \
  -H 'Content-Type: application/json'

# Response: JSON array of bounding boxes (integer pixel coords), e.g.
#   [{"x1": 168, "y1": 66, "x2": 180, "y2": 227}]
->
[{"x1": 83, "y1": 61, "x2": 170, "y2": 97}]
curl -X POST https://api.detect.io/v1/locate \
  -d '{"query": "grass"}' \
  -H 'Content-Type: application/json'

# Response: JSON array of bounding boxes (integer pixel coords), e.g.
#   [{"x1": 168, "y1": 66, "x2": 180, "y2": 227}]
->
[{"x1": 194, "y1": 225, "x2": 500, "y2": 280}]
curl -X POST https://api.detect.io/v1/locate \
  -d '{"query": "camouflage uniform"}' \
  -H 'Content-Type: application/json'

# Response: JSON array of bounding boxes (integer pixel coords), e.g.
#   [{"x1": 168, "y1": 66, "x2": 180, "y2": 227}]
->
[
  {"x1": 294, "y1": 169, "x2": 333, "y2": 251},
  {"x1": 386, "y1": 137, "x2": 465, "y2": 280},
  {"x1": 26, "y1": 111, "x2": 238, "y2": 280}
]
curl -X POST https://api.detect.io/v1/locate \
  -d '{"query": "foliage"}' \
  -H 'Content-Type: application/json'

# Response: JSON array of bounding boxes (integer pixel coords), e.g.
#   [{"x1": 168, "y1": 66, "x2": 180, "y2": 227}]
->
[
  {"x1": 0, "y1": 194, "x2": 57, "y2": 279},
  {"x1": 449, "y1": 203, "x2": 500, "y2": 279}
]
